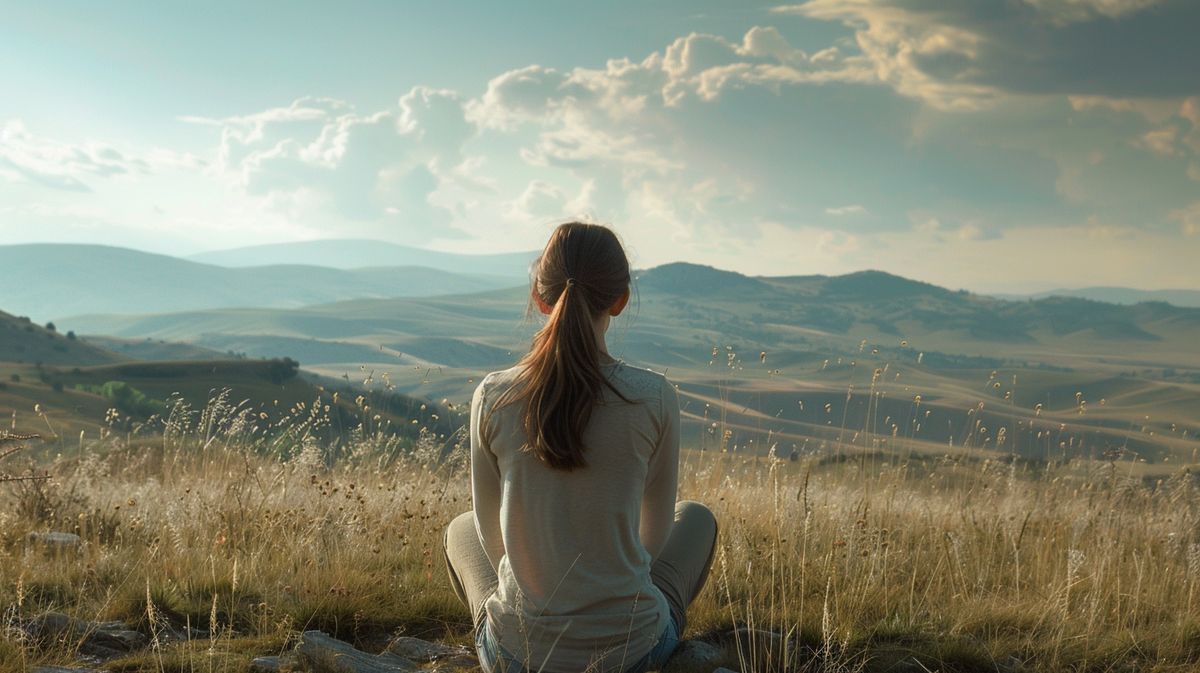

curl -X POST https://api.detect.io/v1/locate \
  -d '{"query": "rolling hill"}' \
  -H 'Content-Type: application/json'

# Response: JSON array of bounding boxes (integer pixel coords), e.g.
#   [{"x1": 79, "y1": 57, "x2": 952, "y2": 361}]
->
[
  {"x1": 57, "y1": 263, "x2": 1200, "y2": 468},
  {"x1": 188, "y1": 238, "x2": 539, "y2": 275},
  {"x1": 0, "y1": 244, "x2": 525, "y2": 322},
  {"x1": 1012, "y1": 286, "x2": 1200, "y2": 308},
  {"x1": 0, "y1": 309, "x2": 122, "y2": 366},
  {"x1": 62, "y1": 263, "x2": 1200, "y2": 371}
]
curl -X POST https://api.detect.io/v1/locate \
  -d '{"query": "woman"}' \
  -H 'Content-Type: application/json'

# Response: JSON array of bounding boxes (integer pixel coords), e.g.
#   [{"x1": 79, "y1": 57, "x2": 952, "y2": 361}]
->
[{"x1": 443, "y1": 222, "x2": 719, "y2": 673}]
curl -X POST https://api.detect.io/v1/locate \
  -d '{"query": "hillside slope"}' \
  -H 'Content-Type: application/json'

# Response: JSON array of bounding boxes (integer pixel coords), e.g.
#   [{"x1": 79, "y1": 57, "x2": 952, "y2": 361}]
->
[
  {"x1": 0, "y1": 310, "x2": 122, "y2": 365},
  {"x1": 0, "y1": 244, "x2": 524, "y2": 321},
  {"x1": 188, "y1": 238, "x2": 538, "y2": 275}
]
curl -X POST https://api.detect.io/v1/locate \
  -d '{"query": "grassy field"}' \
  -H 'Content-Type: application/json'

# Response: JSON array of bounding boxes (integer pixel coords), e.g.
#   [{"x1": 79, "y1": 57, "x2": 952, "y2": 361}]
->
[{"x1": 3, "y1": 390, "x2": 1199, "y2": 673}]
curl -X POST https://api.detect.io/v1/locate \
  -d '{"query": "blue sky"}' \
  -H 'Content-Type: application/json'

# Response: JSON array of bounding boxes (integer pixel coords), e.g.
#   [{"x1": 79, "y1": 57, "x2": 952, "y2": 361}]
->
[{"x1": 1, "y1": 0, "x2": 1197, "y2": 292}]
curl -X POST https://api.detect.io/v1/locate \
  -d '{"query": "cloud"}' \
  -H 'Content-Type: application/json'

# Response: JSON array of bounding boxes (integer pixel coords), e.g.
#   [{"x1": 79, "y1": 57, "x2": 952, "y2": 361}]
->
[
  {"x1": 471, "y1": 25, "x2": 872, "y2": 129},
  {"x1": 206, "y1": 89, "x2": 474, "y2": 240},
  {"x1": 1020, "y1": 0, "x2": 1164, "y2": 23},
  {"x1": 1170, "y1": 202, "x2": 1200, "y2": 236},
  {"x1": 1137, "y1": 126, "x2": 1180, "y2": 157},
  {"x1": 776, "y1": 0, "x2": 1200, "y2": 109},
  {"x1": 825, "y1": 204, "x2": 868, "y2": 216},
  {"x1": 507, "y1": 180, "x2": 567, "y2": 221},
  {"x1": 0, "y1": 120, "x2": 151, "y2": 191}
]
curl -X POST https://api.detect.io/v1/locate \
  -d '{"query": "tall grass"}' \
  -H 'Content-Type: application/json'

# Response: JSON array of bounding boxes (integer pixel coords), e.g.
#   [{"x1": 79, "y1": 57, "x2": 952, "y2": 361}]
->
[{"x1": 2, "y1": 390, "x2": 1199, "y2": 673}]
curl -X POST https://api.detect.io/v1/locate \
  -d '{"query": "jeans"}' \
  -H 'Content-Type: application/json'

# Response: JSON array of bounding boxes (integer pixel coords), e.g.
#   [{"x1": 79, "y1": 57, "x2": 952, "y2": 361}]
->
[{"x1": 476, "y1": 613, "x2": 681, "y2": 673}]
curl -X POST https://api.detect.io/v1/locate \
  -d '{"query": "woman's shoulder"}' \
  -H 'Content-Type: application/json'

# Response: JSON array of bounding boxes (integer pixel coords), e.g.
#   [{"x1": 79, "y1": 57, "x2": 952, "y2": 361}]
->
[
  {"x1": 608, "y1": 361, "x2": 675, "y2": 402},
  {"x1": 473, "y1": 365, "x2": 525, "y2": 402}
]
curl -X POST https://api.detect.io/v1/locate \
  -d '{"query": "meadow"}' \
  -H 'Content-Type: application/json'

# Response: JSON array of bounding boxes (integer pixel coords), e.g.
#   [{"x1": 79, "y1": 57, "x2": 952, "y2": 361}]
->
[{"x1": 3, "y1": 383, "x2": 1199, "y2": 673}]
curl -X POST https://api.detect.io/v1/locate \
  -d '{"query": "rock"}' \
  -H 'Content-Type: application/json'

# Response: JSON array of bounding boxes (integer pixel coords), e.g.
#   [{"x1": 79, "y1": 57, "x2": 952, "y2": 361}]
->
[
  {"x1": 426, "y1": 654, "x2": 479, "y2": 672},
  {"x1": 663, "y1": 639, "x2": 724, "y2": 673},
  {"x1": 295, "y1": 630, "x2": 418, "y2": 673},
  {"x1": 713, "y1": 668, "x2": 741, "y2": 673},
  {"x1": 384, "y1": 636, "x2": 464, "y2": 662},
  {"x1": 730, "y1": 627, "x2": 787, "y2": 661},
  {"x1": 251, "y1": 656, "x2": 283, "y2": 672},
  {"x1": 27, "y1": 532, "x2": 83, "y2": 553},
  {"x1": 25, "y1": 612, "x2": 147, "y2": 660}
]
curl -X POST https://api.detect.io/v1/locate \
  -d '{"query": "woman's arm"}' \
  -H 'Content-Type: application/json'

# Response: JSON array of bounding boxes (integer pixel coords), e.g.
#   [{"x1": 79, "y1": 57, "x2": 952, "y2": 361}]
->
[
  {"x1": 640, "y1": 378, "x2": 680, "y2": 560},
  {"x1": 470, "y1": 376, "x2": 507, "y2": 572}
]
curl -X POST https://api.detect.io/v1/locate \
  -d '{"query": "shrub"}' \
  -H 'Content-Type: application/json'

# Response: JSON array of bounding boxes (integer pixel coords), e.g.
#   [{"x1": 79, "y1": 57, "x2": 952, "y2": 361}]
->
[{"x1": 76, "y1": 380, "x2": 167, "y2": 418}]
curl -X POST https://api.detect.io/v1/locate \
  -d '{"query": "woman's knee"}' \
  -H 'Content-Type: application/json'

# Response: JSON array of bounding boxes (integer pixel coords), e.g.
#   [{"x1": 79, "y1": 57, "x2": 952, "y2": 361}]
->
[
  {"x1": 675, "y1": 501, "x2": 717, "y2": 538},
  {"x1": 445, "y1": 511, "x2": 477, "y2": 557}
]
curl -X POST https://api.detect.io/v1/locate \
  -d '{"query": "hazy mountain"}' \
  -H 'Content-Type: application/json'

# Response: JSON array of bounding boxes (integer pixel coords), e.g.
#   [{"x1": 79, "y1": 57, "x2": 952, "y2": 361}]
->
[
  {"x1": 49, "y1": 262, "x2": 1200, "y2": 466},
  {"x1": 188, "y1": 238, "x2": 539, "y2": 276},
  {"x1": 62, "y1": 263, "x2": 1200, "y2": 373},
  {"x1": 0, "y1": 244, "x2": 525, "y2": 321},
  {"x1": 1011, "y1": 287, "x2": 1200, "y2": 308}
]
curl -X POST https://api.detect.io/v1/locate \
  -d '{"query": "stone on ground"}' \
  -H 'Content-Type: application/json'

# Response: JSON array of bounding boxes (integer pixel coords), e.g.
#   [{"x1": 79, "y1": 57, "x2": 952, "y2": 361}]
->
[
  {"x1": 663, "y1": 639, "x2": 724, "y2": 673},
  {"x1": 295, "y1": 630, "x2": 418, "y2": 673},
  {"x1": 384, "y1": 636, "x2": 465, "y2": 662},
  {"x1": 28, "y1": 532, "x2": 83, "y2": 550},
  {"x1": 25, "y1": 612, "x2": 147, "y2": 661}
]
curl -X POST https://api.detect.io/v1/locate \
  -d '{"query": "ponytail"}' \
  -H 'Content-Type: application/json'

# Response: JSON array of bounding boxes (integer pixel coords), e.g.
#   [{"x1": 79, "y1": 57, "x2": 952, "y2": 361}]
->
[{"x1": 492, "y1": 223, "x2": 632, "y2": 471}]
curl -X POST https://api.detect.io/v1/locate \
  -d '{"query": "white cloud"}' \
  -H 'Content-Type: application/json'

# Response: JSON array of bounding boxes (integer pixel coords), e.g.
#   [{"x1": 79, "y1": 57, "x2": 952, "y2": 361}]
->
[
  {"x1": 1021, "y1": 0, "x2": 1163, "y2": 24},
  {"x1": 506, "y1": 179, "x2": 567, "y2": 221},
  {"x1": 825, "y1": 204, "x2": 868, "y2": 216},
  {"x1": 1138, "y1": 126, "x2": 1180, "y2": 157},
  {"x1": 1170, "y1": 202, "x2": 1200, "y2": 236},
  {"x1": 778, "y1": 1, "x2": 1196, "y2": 110},
  {"x1": 204, "y1": 89, "x2": 475, "y2": 240},
  {"x1": 0, "y1": 120, "x2": 150, "y2": 191},
  {"x1": 776, "y1": 1, "x2": 999, "y2": 110}
]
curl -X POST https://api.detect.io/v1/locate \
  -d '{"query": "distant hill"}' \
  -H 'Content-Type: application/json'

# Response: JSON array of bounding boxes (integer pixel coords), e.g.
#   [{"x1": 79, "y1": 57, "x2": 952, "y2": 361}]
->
[
  {"x1": 1012, "y1": 287, "x2": 1200, "y2": 308},
  {"x1": 0, "y1": 244, "x2": 526, "y2": 321},
  {"x1": 0, "y1": 309, "x2": 121, "y2": 365},
  {"x1": 62, "y1": 262, "x2": 1200, "y2": 372},
  {"x1": 82, "y1": 335, "x2": 228, "y2": 361},
  {"x1": 189, "y1": 238, "x2": 539, "y2": 276},
  {"x1": 41, "y1": 263, "x2": 1200, "y2": 467}
]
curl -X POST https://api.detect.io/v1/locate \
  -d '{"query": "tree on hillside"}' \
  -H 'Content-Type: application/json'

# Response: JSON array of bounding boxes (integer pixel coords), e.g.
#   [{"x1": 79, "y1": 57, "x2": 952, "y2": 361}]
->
[{"x1": 45, "y1": 322, "x2": 56, "y2": 332}]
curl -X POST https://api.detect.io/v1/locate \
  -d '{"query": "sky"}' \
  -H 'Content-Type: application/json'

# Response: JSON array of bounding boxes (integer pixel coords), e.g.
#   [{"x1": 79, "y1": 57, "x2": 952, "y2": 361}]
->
[{"x1": 1, "y1": 0, "x2": 1198, "y2": 293}]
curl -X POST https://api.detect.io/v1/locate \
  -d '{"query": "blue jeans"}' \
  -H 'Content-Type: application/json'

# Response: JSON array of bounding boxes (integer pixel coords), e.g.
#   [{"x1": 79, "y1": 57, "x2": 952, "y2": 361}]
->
[{"x1": 476, "y1": 615, "x2": 681, "y2": 673}]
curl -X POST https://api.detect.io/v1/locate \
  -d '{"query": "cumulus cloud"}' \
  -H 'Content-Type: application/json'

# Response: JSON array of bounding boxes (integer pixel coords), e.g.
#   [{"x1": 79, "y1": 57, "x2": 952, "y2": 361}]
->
[
  {"x1": 203, "y1": 89, "x2": 475, "y2": 240},
  {"x1": 775, "y1": 0, "x2": 1200, "y2": 109},
  {"x1": 1170, "y1": 202, "x2": 1200, "y2": 236},
  {"x1": 0, "y1": 120, "x2": 151, "y2": 191},
  {"x1": 471, "y1": 25, "x2": 871, "y2": 129},
  {"x1": 1021, "y1": 0, "x2": 1164, "y2": 23},
  {"x1": 509, "y1": 180, "x2": 566, "y2": 219},
  {"x1": 825, "y1": 204, "x2": 868, "y2": 216}
]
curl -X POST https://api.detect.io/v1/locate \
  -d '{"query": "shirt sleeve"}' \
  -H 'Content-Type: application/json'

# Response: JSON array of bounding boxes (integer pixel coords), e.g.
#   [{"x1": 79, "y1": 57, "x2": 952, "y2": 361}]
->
[
  {"x1": 470, "y1": 375, "x2": 506, "y2": 572},
  {"x1": 640, "y1": 377, "x2": 680, "y2": 560}
]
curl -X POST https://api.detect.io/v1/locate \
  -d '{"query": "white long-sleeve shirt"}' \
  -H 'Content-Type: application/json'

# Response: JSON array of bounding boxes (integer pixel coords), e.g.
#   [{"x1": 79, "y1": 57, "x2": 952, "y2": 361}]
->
[{"x1": 470, "y1": 359, "x2": 680, "y2": 673}]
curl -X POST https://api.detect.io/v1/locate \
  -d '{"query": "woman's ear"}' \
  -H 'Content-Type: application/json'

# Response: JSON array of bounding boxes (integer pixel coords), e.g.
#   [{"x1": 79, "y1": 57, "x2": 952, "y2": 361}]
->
[
  {"x1": 609, "y1": 287, "x2": 631, "y2": 317},
  {"x1": 533, "y1": 289, "x2": 553, "y2": 315}
]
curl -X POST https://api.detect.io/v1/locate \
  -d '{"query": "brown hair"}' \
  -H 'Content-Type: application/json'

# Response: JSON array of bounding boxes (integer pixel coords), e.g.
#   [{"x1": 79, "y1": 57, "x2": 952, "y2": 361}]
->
[{"x1": 492, "y1": 222, "x2": 633, "y2": 471}]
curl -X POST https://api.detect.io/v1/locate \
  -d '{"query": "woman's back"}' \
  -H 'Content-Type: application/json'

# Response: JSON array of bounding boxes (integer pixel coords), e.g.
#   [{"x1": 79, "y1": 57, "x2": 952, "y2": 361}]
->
[
  {"x1": 471, "y1": 358, "x2": 679, "y2": 672},
  {"x1": 442, "y1": 221, "x2": 715, "y2": 673}
]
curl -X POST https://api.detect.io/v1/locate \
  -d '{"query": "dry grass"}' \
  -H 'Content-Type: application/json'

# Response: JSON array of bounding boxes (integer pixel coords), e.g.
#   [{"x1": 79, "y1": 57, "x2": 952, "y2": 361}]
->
[{"x1": 2, "y1": 394, "x2": 1199, "y2": 673}]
